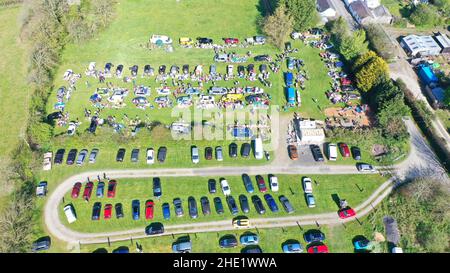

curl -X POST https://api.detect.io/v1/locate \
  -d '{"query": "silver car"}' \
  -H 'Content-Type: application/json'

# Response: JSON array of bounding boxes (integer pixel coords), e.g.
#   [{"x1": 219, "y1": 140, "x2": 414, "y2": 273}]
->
[
  {"x1": 89, "y1": 148, "x2": 99, "y2": 163},
  {"x1": 76, "y1": 149, "x2": 88, "y2": 165},
  {"x1": 215, "y1": 146, "x2": 223, "y2": 161}
]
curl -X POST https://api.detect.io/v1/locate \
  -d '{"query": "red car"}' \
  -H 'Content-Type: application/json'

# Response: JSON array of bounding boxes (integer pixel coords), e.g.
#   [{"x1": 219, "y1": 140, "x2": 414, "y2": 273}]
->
[
  {"x1": 107, "y1": 180, "x2": 117, "y2": 198},
  {"x1": 104, "y1": 204, "x2": 112, "y2": 219},
  {"x1": 339, "y1": 143, "x2": 351, "y2": 158},
  {"x1": 256, "y1": 175, "x2": 267, "y2": 193},
  {"x1": 338, "y1": 207, "x2": 356, "y2": 219},
  {"x1": 145, "y1": 200, "x2": 154, "y2": 220},
  {"x1": 71, "y1": 182, "x2": 82, "y2": 198},
  {"x1": 224, "y1": 38, "x2": 239, "y2": 44},
  {"x1": 307, "y1": 244, "x2": 329, "y2": 253},
  {"x1": 83, "y1": 182, "x2": 94, "y2": 201}
]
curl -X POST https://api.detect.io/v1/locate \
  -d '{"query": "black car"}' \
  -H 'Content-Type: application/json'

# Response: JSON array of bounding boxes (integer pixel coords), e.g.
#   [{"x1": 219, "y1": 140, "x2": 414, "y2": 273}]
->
[
  {"x1": 115, "y1": 203, "x2": 124, "y2": 219},
  {"x1": 279, "y1": 195, "x2": 294, "y2": 214},
  {"x1": 247, "y1": 64, "x2": 255, "y2": 74},
  {"x1": 153, "y1": 177, "x2": 162, "y2": 198},
  {"x1": 208, "y1": 179, "x2": 217, "y2": 194},
  {"x1": 241, "y1": 143, "x2": 251, "y2": 158},
  {"x1": 219, "y1": 235, "x2": 238, "y2": 248},
  {"x1": 66, "y1": 149, "x2": 77, "y2": 165},
  {"x1": 229, "y1": 143, "x2": 238, "y2": 158},
  {"x1": 351, "y1": 147, "x2": 362, "y2": 160},
  {"x1": 173, "y1": 198, "x2": 184, "y2": 217},
  {"x1": 131, "y1": 148, "x2": 139, "y2": 162},
  {"x1": 182, "y1": 64, "x2": 189, "y2": 74},
  {"x1": 304, "y1": 230, "x2": 326, "y2": 243},
  {"x1": 310, "y1": 145, "x2": 324, "y2": 162},
  {"x1": 213, "y1": 197, "x2": 224, "y2": 214},
  {"x1": 157, "y1": 147, "x2": 167, "y2": 163},
  {"x1": 200, "y1": 196, "x2": 211, "y2": 215},
  {"x1": 47, "y1": 111, "x2": 63, "y2": 123},
  {"x1": 197, "y1": 37, "x2": 213, "y2": 44},
  {"x1": 130, "y1": 65, "x2": 138, "y2": 76},
  {"x1": 254, "y1": 54, "x2": 271, "y2": 62},
  {"x1": 226, "y1": 195, "x2": 239, "y2": 215},
  {"x1": 252, "y1": 195, "x2": 266, "y2": 214},
  {"x1": 32, "y1": 237, "x2": 51, "y2": 252},
  {"x1": 54, "y1": 149, "x2": 65, "y2": 164},
  {"x1": 188, "y1": 197, "x2": 198, "y2": 219},
  {"x1": 88, "y1": 117, "x2": 97, "y2": 133},
  {"x1": 205, "y1": 147, "x2": 213, "y2": 160},
  {"x1": 145, "y1": 223, "x2": 164, "y2": 235},
  {"x1": 242, "y1": 246, "x2": 263, "y2": 253},
  {"x1": 239, "y1": 194, "x2": 250, "y2": 213},
  {"x1": 264, "y1": 194, "x2": 279, "y2": 213},
  {"x1": 91, "y1": 202, "x2": 101, "y2": 220},
  {"x1": 116, "y1": 148, "x2": 126, "y2": 162}
]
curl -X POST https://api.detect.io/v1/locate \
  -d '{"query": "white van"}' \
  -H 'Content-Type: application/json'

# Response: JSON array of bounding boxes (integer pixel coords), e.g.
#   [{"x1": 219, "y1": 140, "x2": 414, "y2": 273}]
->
[
  {"x1": 328, "y1": 143, "x2": 337, "y2": 161},
  {"x1": 63, "y1": 205, "x2": 77, "y2": 224},
  {"x1": 254, "y1": 138, "x2": 263, "y2": 160}
]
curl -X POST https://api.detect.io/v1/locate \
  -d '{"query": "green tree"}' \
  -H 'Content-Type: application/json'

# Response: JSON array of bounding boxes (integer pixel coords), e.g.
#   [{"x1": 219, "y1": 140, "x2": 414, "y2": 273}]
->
[
  {"x1": 354, "y1": 51, "x2": 389, "y2": 92},
  {"x1": 280, "y1": 0, "x2": 319, "y2": 31},
  {"x1": 262, "y1": 5, "x2": 293, "y2": 49},
  {"x1": 364, "y1": 23, "x2": 396, "y2": 61},
  {"x1": 338, "y1": 29, "x2": 368, "y2": 62},
  {"x1": 409, "y1": 3, "x2": 442, "y2": 27},
  {"x1": 443, "y1": 88, "x2": 450, "y2": 108}
]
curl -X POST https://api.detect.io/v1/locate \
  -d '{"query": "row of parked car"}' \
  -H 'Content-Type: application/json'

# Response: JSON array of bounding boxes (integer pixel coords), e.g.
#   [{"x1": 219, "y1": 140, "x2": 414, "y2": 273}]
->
[
  {"x1": 71, "y1": 180, "x2": 117, "y2": 200},
  {"x1": 208, "y1": 175, "x2": 279, "y2": 195},
  {"x1": 53, "y1": 148, "x2": 99, "y2": 165}
]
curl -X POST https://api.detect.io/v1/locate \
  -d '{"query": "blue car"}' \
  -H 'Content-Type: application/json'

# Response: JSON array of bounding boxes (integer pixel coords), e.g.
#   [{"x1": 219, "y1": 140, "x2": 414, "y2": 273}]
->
[
  {"x1": 242, "y1": 174, "x2": 254, "y2": 193},
  {"x1": 162, "y1": 203, "x2": 170, "y2": 220},
  {"x1": 284, "y1": 72, "x2": 293, "y2": 86},
  {"x1": 240, "y1": 234, "x2": 259, "y2": 246},
  {"x1": 264, "y1": 194, "x2": 279, "y2": 213},
  {"x1": 282, "y1": 242, "x2": 303, "y2": 253},
  {"x1": 354, "y1": 239, "x2": 372, "y2": 251},
  {"x1": 96, "y1": 182, "x2": 105, "y2": 198},
  {"x1": 132, "y1": 200, "x2": 140, "y2": 220}
]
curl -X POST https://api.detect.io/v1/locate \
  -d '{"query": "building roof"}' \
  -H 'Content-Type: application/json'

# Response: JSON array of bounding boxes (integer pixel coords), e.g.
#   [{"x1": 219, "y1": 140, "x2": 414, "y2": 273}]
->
[
  {"x1": 317, "y1": 0, "x2": 334, "y2": 12},
  {"x1": 435, "y1": 33, "x2": 450, "y2": 49},
  {"x1": 402, "y1": 35, "x2": 441, "y2": 54},
  {"x1": 349, "y1": 1, "x2": 372, "y2": 19},
  {"x1": 372, "y1": 5, "x2": 391, "y2": 18}
]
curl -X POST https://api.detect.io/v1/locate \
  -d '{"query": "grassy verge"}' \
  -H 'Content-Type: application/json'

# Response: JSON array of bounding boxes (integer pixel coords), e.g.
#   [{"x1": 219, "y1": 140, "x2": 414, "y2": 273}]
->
[{"x1": 57, "y1": 174, "x2": 385, "y2": 233}]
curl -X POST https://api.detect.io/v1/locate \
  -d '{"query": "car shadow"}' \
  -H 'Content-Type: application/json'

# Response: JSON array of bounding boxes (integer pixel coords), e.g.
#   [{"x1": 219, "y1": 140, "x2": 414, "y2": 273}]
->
[{"x1": 331, "y1": 194, "x2": 341, "y2": 209}]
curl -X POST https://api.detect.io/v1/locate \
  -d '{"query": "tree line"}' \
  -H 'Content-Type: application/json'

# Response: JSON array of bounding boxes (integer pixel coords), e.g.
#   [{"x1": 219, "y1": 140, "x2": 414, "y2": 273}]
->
[{"x1": 0, "y1": 0, "x2": 117, "y2": 253}]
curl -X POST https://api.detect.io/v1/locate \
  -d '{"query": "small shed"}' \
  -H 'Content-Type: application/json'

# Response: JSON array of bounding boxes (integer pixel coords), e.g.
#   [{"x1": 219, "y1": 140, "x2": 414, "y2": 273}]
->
[{"x1": 299, "y1": 128, "x2": 325, "y2": 143}]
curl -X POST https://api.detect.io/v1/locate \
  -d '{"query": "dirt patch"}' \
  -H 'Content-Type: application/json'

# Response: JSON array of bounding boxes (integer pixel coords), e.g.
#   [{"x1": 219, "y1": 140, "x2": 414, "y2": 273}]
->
[{"x1": 324, "y1": 105, "x2": 374, "y2": 128}]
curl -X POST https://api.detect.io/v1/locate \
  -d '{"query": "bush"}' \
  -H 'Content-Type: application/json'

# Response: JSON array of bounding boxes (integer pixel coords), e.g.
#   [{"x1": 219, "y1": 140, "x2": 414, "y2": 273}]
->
[
  {"x1": 364, "y1": 24, "x2": 396, "y2": 61},
  {"x1": 409, "y1": 3, "x2": 443, "y2": 27},
  {"x1": 27, "y1": 122, "x2": 53, "y2": 148}
]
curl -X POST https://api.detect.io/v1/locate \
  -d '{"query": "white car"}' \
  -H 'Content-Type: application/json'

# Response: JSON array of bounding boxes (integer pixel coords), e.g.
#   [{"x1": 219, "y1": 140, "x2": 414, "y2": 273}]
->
[
  {"x1": 146, "y1": 148, "x2": 155, "y2": 164},
  {"x1": 302, "y1": 177, "x2": 313, "y2": 194},
  {"x1": 150, "y1": 34, "x2": 173, "y2": 44},
  {"x1": 269, "y1": 176, "x2": 279, "y2": 192},
  {"x1": 43, "y1": 152, "x2": 52, "y2": 171},
  {"x1": 67, "y1": 122, "x2": 76, "y2": 136},
  {"x1": 220, "y1": 179, "x2": 231, "y2": 196},
  {"x1": 63, "y1": 205, "x2": 77, "y2": 224},
  {"x1": 191, "y1": 146, "x2": 199, "y2": 164}
]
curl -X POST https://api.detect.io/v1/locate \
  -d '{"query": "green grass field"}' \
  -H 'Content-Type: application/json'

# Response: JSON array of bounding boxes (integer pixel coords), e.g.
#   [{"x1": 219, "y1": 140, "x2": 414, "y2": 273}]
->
[
  {"x1": 0, "y1": 6, "x2": 29, "y2": 209},
  {"x1": 58, "y1": 174, "x2": 385, "y2": 233},
  {"x1": 78, "y1": 217, "x2": 387, "y2": 253},
  {"x1": 435, "y1": 109, "x2": 450, "y2": 134}
]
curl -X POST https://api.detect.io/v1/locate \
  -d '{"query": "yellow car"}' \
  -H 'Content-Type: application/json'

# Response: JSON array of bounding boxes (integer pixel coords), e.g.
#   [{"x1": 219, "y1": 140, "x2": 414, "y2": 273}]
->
[
  {"x1": 232, "y1": 218, "x2": 250, "y2": 228},
  {"x1": 179, "y1": 37, "x2": 194, "y2": 46}
]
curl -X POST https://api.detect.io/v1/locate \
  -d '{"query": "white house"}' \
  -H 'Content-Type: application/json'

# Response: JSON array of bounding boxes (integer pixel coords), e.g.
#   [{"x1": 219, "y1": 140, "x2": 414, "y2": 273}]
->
[{"x1": 348, "y1": 1, "x2": 374, "y2": 25}]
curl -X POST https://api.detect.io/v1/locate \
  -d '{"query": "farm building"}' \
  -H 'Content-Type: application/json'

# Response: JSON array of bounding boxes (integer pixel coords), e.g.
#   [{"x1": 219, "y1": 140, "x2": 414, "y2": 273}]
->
[
  {"x1": 299, "y1": 128, "x2": 325, "y2": 143},
  {"x1": 418, "y1": 65, "x2": 439, "y2": 85},
  {"x1": 400, "y1": 35, "x2": 442, "y2": 57},
  {"x1": 434, "y1": 32, "x2": 450, "y2": 54},
  {"x1": 371, "y1": 5, "x2": 393, "y2": 24}
]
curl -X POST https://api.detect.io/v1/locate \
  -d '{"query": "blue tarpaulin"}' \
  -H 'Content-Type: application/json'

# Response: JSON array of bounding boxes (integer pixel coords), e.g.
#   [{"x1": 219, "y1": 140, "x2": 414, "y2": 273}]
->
[
  {"x1": 418, "y1": 65, "x2": 438, "y2": 85},
  {"x1": 286, "y1": 87, "x2": 295, "y2": 105}
]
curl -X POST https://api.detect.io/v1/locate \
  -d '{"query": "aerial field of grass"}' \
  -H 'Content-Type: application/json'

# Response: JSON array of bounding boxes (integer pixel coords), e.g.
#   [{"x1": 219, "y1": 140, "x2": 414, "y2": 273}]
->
[{"x1": 57, "y1": 174, "x2": 385, "y2": 233}]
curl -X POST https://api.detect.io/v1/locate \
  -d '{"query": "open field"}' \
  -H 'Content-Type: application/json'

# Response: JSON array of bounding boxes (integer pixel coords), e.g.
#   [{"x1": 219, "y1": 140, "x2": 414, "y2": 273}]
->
[{"x1": 57, "y1": 174, "x2": 385, "y2": 233}]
